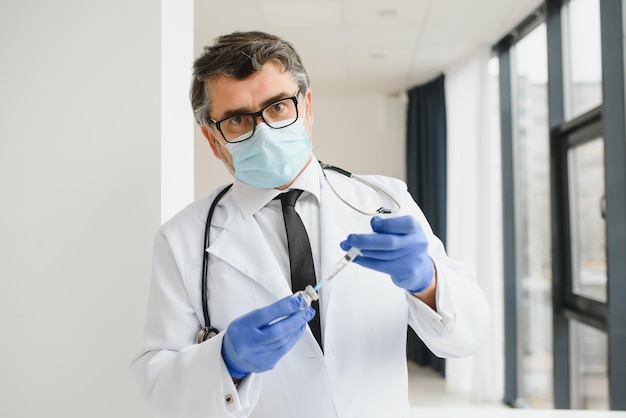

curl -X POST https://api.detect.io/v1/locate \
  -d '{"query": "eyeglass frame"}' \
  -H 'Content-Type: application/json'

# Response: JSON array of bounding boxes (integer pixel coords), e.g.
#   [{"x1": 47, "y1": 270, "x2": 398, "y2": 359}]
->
[{"x1": 209, "y1": 88, "x2": 302, "y2": 143}]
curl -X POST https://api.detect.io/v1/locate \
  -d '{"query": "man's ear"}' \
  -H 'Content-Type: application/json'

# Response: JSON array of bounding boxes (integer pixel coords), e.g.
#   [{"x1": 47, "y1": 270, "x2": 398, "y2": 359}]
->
[
  {"x1": 200, "y1": 125, "x2": 222, "y2": 160},
  {"x1": 304, "y1": 89, "x2": 314, "y2": 125}
]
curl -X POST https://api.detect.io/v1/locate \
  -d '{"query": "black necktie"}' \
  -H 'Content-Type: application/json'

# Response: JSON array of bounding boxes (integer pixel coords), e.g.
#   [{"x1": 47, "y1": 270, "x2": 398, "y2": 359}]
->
[{"x1": 276, "y1": 189, "x2": 322, "y2": 348}]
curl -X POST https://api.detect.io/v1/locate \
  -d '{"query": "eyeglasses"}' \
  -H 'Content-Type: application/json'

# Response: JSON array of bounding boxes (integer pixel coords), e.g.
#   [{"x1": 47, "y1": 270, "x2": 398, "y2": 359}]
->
[{"x1": 210, "y1": 89, "x2": 301, "y2": 143}]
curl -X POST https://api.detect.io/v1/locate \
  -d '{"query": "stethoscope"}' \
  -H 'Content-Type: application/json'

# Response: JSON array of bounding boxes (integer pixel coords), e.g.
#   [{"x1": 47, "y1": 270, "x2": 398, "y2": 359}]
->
[{"x1": 196, "y1": 161, "x2": 401, "y2": 343}]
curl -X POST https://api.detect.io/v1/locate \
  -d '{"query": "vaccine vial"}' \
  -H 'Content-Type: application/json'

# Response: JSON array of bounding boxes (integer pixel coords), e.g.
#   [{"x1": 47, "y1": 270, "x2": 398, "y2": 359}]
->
[{"x1": 295, "y1": 285, "x2": 319, "y2": 309}]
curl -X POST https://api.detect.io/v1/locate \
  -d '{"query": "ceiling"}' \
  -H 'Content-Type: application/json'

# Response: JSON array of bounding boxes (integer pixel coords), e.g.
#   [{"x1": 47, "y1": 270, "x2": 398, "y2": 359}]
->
[{"x1": 196, "y1": 0, "x2": 544, "y2": 95}]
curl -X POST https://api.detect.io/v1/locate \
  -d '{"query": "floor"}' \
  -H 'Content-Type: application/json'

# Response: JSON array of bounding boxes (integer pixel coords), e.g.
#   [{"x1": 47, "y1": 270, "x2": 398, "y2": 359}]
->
[
  {"x1": 406, "y1": 362, "x2": 626, "y2": 418},
  {"x1": 407, "y1": 361, "x2": 507, "y2": 409}
]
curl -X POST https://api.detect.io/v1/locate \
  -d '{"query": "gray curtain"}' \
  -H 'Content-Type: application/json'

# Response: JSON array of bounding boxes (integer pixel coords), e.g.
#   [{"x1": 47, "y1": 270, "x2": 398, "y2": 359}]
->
[{"x1": 405, "y1": 74, "x2": 447, "y2": 376}]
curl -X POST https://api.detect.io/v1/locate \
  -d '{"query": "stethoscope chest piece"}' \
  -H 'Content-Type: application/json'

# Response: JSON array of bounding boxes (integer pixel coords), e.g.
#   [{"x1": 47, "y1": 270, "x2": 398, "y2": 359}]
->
[{"x1": 197, "y1": 326, "x2": 220, "y2": 343}]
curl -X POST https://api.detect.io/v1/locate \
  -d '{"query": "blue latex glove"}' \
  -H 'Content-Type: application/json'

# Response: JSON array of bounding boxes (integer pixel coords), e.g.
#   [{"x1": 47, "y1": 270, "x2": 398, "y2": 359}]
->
[
  {"x1": 340, "y1": 215, "x2": 434, "y2": 294},
  {"x1": 221, "y1": 295, "x2": 316, "y2": 379}
]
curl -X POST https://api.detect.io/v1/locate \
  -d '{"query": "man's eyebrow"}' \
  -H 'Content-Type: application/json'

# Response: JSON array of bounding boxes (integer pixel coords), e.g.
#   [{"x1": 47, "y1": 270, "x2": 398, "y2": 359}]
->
[{"x1": 216, "y1": 91, "x2": 294, "y2": 120}]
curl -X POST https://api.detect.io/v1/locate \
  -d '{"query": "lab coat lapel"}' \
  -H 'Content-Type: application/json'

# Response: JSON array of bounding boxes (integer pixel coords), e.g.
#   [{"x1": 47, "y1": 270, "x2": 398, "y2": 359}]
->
[{"x1": 207, "y1": 215, "x2": 292, "y2": 299}]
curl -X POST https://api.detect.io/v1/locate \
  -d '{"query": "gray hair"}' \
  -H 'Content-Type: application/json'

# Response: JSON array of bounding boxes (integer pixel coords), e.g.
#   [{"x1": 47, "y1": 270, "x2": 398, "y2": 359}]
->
[{"x1": 190, "y1": 31, "x2": 311, "y2": 127}]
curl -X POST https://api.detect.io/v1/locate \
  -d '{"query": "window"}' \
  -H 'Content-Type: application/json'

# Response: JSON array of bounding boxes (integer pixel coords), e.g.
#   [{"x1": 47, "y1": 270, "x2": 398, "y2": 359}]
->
[
  {"x1": 567, "y1": 137, "x2": 606, "y2": 302},
  {"x1": 570, "y1": 320, "x2": 609, "y2": 409},
  {"x1": 498, "y1": 0, "x2": 626, "y2": 409},
  {"x1": 511, "y1": 23, "x2": 553, "y2": 408},
  {"x1": 562, "y1": 0, "x2": 603, "y2": 120}
]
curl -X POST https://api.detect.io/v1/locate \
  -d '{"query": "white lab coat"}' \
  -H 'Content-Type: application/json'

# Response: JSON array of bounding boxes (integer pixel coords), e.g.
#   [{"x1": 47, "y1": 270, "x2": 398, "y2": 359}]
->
[{"x1": 131, "y1": 161, "x2": 490, "y2": 418}]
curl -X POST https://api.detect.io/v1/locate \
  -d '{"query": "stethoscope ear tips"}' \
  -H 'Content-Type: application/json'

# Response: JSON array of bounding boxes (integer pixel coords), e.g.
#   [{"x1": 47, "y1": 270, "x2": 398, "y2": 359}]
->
[{"x1": 196, "y1": 326, "x2": 220, "y2": 343}]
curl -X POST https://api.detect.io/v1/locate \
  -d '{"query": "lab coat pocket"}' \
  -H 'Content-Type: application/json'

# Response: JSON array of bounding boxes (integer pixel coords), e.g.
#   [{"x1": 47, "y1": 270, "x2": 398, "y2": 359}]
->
[{"x1": 186, "y1": 261, "x2": 257, "y2": 334}]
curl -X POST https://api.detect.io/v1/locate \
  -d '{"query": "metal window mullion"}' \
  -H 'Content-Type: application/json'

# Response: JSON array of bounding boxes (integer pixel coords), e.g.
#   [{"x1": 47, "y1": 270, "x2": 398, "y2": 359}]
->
[
  {"x1": 546, "y1": 0, "x2": 571, "y2": 409},
  {"x1": 600, "y1": 0, "x2": 626, "y2": 410},
  {"x1": 499, "y1": 44, "x2": 519, "y2": 408}
]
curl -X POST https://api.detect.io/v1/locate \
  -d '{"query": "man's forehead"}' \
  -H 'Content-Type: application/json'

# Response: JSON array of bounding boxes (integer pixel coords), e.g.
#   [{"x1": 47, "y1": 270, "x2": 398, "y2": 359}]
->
[{"x1": 207, "y1": 65, "x2": 296, "y2": 114}]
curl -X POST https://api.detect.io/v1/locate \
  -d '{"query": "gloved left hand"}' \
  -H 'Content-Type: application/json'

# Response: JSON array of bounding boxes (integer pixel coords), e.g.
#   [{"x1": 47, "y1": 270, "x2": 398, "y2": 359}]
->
[
  {"x1": 340, "y1": 215, "x2": 434, "y2": 293},
  {"x1": 221, "y1": 295, "x2": 315, "y2": 379}
]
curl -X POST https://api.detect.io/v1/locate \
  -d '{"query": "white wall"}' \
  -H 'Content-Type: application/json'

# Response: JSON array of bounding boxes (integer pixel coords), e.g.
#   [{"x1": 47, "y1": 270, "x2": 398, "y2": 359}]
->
[
  {"x1": 161, "y1": 0, "x2": 194, "y2": 223},
  {"x1": 312, "y1": 93, "x2": 407, "y2": 181},
  {"x1": 0, "y1": 1, "x2": 160, "y2": 417}
]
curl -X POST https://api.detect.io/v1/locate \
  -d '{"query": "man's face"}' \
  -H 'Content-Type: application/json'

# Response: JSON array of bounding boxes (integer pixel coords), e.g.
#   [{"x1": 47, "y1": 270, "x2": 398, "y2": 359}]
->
[{"x1": 200, "y1": 60, "x2": 314, "y2": 175}]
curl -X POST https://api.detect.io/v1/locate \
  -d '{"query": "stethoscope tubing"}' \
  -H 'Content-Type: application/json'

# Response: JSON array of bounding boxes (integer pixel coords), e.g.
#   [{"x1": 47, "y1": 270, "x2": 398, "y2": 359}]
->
[
  {"x1": 319, "y1": 162, "x2": 401, "y2": 216},
  {"x1": 197, "y1": 183, "x2": 233, "y2": 343}
]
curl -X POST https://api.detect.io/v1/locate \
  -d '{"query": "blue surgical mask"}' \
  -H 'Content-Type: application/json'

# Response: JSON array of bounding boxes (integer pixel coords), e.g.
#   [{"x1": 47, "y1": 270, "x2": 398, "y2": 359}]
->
[{"x1": 224, "y1": 119, "x2": 313, "y2": 189}]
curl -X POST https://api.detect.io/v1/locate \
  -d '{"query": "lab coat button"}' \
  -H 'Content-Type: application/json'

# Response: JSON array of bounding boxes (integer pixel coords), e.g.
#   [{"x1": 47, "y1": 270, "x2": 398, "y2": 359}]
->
[{"x1": 225, "y1": 394, "x2": 234, "y2": 405}]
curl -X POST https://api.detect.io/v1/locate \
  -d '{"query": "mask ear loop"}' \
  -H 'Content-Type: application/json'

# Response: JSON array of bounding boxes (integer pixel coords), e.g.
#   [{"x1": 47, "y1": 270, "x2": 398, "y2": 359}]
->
[{"x1": 319, "y1": 161, "x2": 401, "y2": 216}]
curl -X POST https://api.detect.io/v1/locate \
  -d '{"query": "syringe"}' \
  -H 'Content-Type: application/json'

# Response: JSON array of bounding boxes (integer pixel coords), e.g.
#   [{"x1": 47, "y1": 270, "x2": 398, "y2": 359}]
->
[
  {"x1": 293, "y1": 246, "x2": 361, "y2": 310},
  {"x1": 314, "y1": 246, "x2": 362, "y2": 292},
  {"x1": 260, "y1": 246, "x2": 364, "y2": 327}
]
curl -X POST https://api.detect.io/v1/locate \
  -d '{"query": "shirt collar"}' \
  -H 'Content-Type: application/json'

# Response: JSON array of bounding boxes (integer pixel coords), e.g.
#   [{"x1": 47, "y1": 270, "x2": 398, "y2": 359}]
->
[{"x1": 231, "y1": 156, "x2": 322, "y2": 218}]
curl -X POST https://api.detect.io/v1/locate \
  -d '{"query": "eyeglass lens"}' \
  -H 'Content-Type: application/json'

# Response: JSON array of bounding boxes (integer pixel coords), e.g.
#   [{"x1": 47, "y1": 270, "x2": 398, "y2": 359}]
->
[{"x1": 220, "y1": 97, "x2": 298, "y2": 142}]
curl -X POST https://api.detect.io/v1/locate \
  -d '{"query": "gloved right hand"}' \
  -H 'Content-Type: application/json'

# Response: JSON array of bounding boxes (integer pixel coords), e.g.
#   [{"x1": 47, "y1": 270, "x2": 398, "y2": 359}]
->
[{"x1": 221, "y1": 295, "x2": 315, "y2": 379}]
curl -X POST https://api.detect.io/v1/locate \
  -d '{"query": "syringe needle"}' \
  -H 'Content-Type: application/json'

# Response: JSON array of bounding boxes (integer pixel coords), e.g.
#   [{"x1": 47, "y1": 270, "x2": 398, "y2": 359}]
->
[{"x1": 313, "y1": 246, "x2": 361, "y2": 292}]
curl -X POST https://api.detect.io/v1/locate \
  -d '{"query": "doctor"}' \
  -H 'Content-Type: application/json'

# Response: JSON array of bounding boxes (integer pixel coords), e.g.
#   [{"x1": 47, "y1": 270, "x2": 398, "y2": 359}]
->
[{"x1": 131, "y1": 31, "x2": 490, "y2": 418}]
